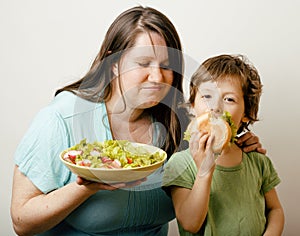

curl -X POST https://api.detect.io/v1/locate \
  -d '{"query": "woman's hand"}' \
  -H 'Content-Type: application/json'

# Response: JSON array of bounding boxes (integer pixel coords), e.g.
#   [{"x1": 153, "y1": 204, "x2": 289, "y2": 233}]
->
[
  {"x1": 189, "y1": 131, "x2": 216, "y2": 176},
  {"x1": 235, "y1": 131, "x2": 266, "y2": 154},
  {"x1": 76, "y1": 176, "x2": 147, "y2": 191}
]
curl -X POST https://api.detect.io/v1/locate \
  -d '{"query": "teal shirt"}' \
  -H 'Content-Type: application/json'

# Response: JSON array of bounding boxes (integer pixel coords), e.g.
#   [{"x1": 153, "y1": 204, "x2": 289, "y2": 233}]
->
[
  {"x1": 15, "y1": 91, "x2": 175, "y2": 235},
  {"x1": 162, "y1": 149, "x2": 281, "y2": 236}
]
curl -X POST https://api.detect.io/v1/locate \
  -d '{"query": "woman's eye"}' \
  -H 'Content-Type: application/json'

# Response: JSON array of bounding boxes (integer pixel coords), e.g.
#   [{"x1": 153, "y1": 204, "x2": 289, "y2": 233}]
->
[
  {"x1": 160, "y1": 63, "x2": 171, "y2": 70},
  {"x1": 137, "y1": 61, "x2": 171, "y2": 69},
  {"x1": 138, "y1": 62, "x2": 151, "y2": 67}
]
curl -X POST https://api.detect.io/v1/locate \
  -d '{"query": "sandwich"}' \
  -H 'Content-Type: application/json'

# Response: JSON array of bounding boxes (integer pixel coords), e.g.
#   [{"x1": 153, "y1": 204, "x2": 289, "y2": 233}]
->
[{"x1": 184, "y1": 111, "x2": 237, "y2": 154}]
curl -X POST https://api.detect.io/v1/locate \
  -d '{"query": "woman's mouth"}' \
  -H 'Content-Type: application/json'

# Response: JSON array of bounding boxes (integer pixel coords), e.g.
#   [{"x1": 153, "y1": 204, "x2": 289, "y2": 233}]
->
[
  {"x1": 141, "y1": 84, "x2": 164, "y2": 91},
  {"x1": 142, "y1": 86, "x2": 162, "y2": 90}
]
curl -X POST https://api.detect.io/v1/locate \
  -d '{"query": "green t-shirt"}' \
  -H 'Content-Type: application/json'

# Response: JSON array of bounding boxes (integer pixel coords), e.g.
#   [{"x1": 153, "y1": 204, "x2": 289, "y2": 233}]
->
[{"x1": 162, "y1": 149, "x2": 281, "y2": 236}]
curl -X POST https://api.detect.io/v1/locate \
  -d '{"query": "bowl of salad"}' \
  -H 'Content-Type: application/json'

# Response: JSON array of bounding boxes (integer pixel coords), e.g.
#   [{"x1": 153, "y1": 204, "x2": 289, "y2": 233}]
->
[{"x1": 60, "y1": 139, "x2": 167, "y2": 183}]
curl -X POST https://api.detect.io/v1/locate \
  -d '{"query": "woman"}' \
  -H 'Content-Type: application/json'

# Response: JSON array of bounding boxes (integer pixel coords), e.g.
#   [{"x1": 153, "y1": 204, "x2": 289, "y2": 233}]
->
[{"x1": 10, "y1": 6, "x2": 264, "y2": 236}]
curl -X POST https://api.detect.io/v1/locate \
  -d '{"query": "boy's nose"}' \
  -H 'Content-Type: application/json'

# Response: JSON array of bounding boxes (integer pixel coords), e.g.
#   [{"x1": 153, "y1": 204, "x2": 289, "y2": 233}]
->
[
  {"x1": 211, "y1": 108, "x2": 222, "y2": 113},
  {"x1": 207, "y1": 98, "x2": 223, "y2": 116}
]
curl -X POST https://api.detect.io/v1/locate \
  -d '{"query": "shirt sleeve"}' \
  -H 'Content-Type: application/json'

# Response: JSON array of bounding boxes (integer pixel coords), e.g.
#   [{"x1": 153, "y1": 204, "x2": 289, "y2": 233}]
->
[
  {"x1": 260, "y1": 154, "x2": 281, "y2": 194},
  {"x1": 14, "y1": 106, "x2": 72, "y2": 194},
  {"x1": 162, "y1": 149, "x2": 197, "y2": 190}
]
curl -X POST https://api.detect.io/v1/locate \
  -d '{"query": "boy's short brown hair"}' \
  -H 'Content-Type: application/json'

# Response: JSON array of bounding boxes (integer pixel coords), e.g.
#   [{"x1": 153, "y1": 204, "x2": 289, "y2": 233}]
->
[{"x1": 189, "y1": 54, "x2": 263, "y2": 133}]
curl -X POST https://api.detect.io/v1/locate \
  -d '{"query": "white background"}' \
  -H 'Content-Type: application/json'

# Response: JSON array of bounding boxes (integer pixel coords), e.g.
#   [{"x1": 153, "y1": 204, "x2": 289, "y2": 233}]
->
[{"x1": 1, "y1": 0, "x2": 299, "y2": 235}]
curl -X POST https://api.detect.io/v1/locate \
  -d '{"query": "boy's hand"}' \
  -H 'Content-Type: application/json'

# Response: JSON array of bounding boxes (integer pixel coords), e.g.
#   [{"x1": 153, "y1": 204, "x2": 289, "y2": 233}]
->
[{"x1": 190, "y1": 131, "x2": 216, "y2": 176}]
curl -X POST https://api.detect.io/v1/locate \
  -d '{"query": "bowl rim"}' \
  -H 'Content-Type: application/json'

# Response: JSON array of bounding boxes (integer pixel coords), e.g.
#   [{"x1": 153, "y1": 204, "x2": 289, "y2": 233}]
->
[{"x1": 60, "y1": 141, "x2": 167, "y2": 172}]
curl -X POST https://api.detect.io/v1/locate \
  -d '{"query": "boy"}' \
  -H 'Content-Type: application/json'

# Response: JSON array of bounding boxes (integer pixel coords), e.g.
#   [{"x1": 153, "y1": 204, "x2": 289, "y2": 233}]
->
[{"x1": 162, "y1": 54, "x2": 284, "y2": 235}]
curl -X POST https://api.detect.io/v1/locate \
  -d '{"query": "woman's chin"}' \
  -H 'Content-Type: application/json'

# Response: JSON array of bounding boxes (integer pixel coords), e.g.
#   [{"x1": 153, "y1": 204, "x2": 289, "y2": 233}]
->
[{"x1": 138, "y1": 101, "x2": 160, "y2": 109}]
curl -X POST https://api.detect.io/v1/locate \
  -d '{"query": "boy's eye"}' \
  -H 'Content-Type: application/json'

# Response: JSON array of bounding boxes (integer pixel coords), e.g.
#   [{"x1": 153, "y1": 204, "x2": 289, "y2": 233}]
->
[
  {"x1": 224, "y1": 97, "x2": 235, "y2": 102},
  {"x1": 201, "y1": 94, "x2": 212, "y2": 99}
]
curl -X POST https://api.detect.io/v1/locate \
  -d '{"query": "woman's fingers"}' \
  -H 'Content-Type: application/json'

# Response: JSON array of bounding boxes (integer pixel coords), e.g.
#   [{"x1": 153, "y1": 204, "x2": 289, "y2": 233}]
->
[
  {"x1": 243, "y1": 144, "x2": 267, "y2": 154},
  {"x1": 76, "y1": 176, "x2": 90, "y2": 185},
  {"x1": 256, "y1": 147, "x2": 267, "y2": 155},
  {"x1": 236, "y1": 131, "x2": 266, "y2": 154},
  {"x1": 76, "y1": 176, "x2": 120, "y2": 189},
  {"x1": 76, "y1": 176, "x2": 147, "y2": 191},
  {"x1": 236, "y1": 132, "x2": 254, "y2": 145}
]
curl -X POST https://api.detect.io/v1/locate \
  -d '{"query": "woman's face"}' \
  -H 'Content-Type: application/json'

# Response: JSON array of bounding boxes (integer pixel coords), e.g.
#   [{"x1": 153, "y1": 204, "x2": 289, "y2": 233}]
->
[
  {"x1": 112, "y1": 32, "x2": 174, "y2": 109},
  {"x1": 193, "y1": 78, "x2": 247, "y2": 129}
]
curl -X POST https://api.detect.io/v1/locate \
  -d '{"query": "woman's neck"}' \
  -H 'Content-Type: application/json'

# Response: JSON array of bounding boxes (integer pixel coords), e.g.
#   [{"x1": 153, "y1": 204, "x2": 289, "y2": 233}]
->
[{"x1": 105, "y1": 98, "x2": 152, "y2": 144}]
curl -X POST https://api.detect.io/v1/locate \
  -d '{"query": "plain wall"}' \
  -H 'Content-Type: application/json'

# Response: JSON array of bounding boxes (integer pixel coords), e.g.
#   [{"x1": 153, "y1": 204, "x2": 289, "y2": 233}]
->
[{"x1": 1, "y1": 0, "x2": 299, "y2": 235}]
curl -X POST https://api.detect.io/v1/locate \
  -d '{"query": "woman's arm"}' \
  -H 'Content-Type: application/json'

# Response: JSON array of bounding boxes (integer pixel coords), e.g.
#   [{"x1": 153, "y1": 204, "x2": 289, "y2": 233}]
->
[
  {"x1": 10, "y1": 166, "x2": 130, "y2": 236},
  {"x1": 263, "y1": 188, "x2": 285, "y2": 236}
]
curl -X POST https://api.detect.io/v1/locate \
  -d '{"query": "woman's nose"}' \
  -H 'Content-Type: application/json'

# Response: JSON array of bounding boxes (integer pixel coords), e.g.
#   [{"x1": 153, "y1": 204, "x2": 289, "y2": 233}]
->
[{"x1": 148, "y1": 66, "x2": 163, "y2": 82}]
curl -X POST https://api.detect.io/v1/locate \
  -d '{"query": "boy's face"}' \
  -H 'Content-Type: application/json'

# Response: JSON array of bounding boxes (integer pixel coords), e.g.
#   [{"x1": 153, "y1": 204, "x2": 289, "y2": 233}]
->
[{"x1": 192, "y1": 78, "x2": 248, "y2": 129}]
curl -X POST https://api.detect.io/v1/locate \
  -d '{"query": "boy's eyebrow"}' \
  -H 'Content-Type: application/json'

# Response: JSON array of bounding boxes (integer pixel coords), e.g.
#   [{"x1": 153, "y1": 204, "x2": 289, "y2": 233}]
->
[
  {"x1": 198, "y1": 88, "x2": 216, "y2": 93},
  {"x1": 223, "y1": 91, "x2": 243, "y2": 97}
]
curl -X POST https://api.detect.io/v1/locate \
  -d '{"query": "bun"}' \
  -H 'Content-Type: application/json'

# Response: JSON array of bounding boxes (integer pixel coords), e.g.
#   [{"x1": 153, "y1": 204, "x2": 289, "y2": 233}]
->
[{"x1": 194, "y1": 112, "x2": 231, "y2": 153}]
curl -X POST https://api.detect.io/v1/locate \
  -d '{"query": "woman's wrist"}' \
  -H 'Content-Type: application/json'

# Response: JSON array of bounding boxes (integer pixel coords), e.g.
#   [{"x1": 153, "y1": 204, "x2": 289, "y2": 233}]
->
[{"x1": 72, "y1": 181, "x2": 99, "y2": 197}]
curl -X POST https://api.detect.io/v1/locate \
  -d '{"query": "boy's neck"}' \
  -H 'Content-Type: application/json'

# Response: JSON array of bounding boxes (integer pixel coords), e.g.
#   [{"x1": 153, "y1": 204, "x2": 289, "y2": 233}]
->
[{"x1": 215, "y1": 143, "x2": 243, "y2": 167}]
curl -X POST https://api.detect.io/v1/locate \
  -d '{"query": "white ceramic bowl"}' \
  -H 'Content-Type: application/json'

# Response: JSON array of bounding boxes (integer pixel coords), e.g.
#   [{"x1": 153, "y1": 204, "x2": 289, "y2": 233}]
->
[{"x1": 60, "y1": 142, "x2": 167, "y2": 183}]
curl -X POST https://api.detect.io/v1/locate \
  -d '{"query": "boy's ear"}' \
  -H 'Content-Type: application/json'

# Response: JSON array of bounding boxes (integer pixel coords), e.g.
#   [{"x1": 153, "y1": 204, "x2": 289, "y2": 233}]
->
[
  {"x1": 189, "y1": 106, "x2": 196, "y2": 116},
  {"x1": 242, "y1": 116, "x2": 249, "y2": 123},
  {"x1": 112, "y1": 63, "x2": 118, "y2": 76}
]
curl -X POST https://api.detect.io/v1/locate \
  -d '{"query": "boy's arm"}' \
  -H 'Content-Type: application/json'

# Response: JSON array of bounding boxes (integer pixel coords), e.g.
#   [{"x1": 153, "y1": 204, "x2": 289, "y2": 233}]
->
[
  {"x1": 170, "y1": 170, "x2": 214, "y2": 234},
  {"x1": 169, "y1": 130, "x2": 215, "y2": 234},
  {"x1": 263, "y1": 188, "x2": 285, "y2": 236}
]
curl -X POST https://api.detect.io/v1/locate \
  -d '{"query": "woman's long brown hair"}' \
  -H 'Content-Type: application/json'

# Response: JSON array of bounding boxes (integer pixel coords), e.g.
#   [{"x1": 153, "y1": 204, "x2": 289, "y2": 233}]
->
[{"x1": 55, "y1": 6, "x2": 189, "y2": 156}]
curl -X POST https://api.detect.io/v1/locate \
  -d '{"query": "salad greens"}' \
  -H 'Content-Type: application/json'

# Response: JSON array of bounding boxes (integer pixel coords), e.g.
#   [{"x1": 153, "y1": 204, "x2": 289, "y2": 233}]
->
[{"x1": 62, "y1": 139, "x2": 166, "y2": 169}]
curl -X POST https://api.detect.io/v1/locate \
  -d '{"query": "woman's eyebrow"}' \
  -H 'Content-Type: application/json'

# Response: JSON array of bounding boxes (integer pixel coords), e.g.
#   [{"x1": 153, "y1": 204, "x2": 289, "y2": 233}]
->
[
  {"x1": 134, "y1": 56, "x2": 169, "y2": 63},
  {"x1": 134, "y1": 56, "x2": 154, "y2": 60}
]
